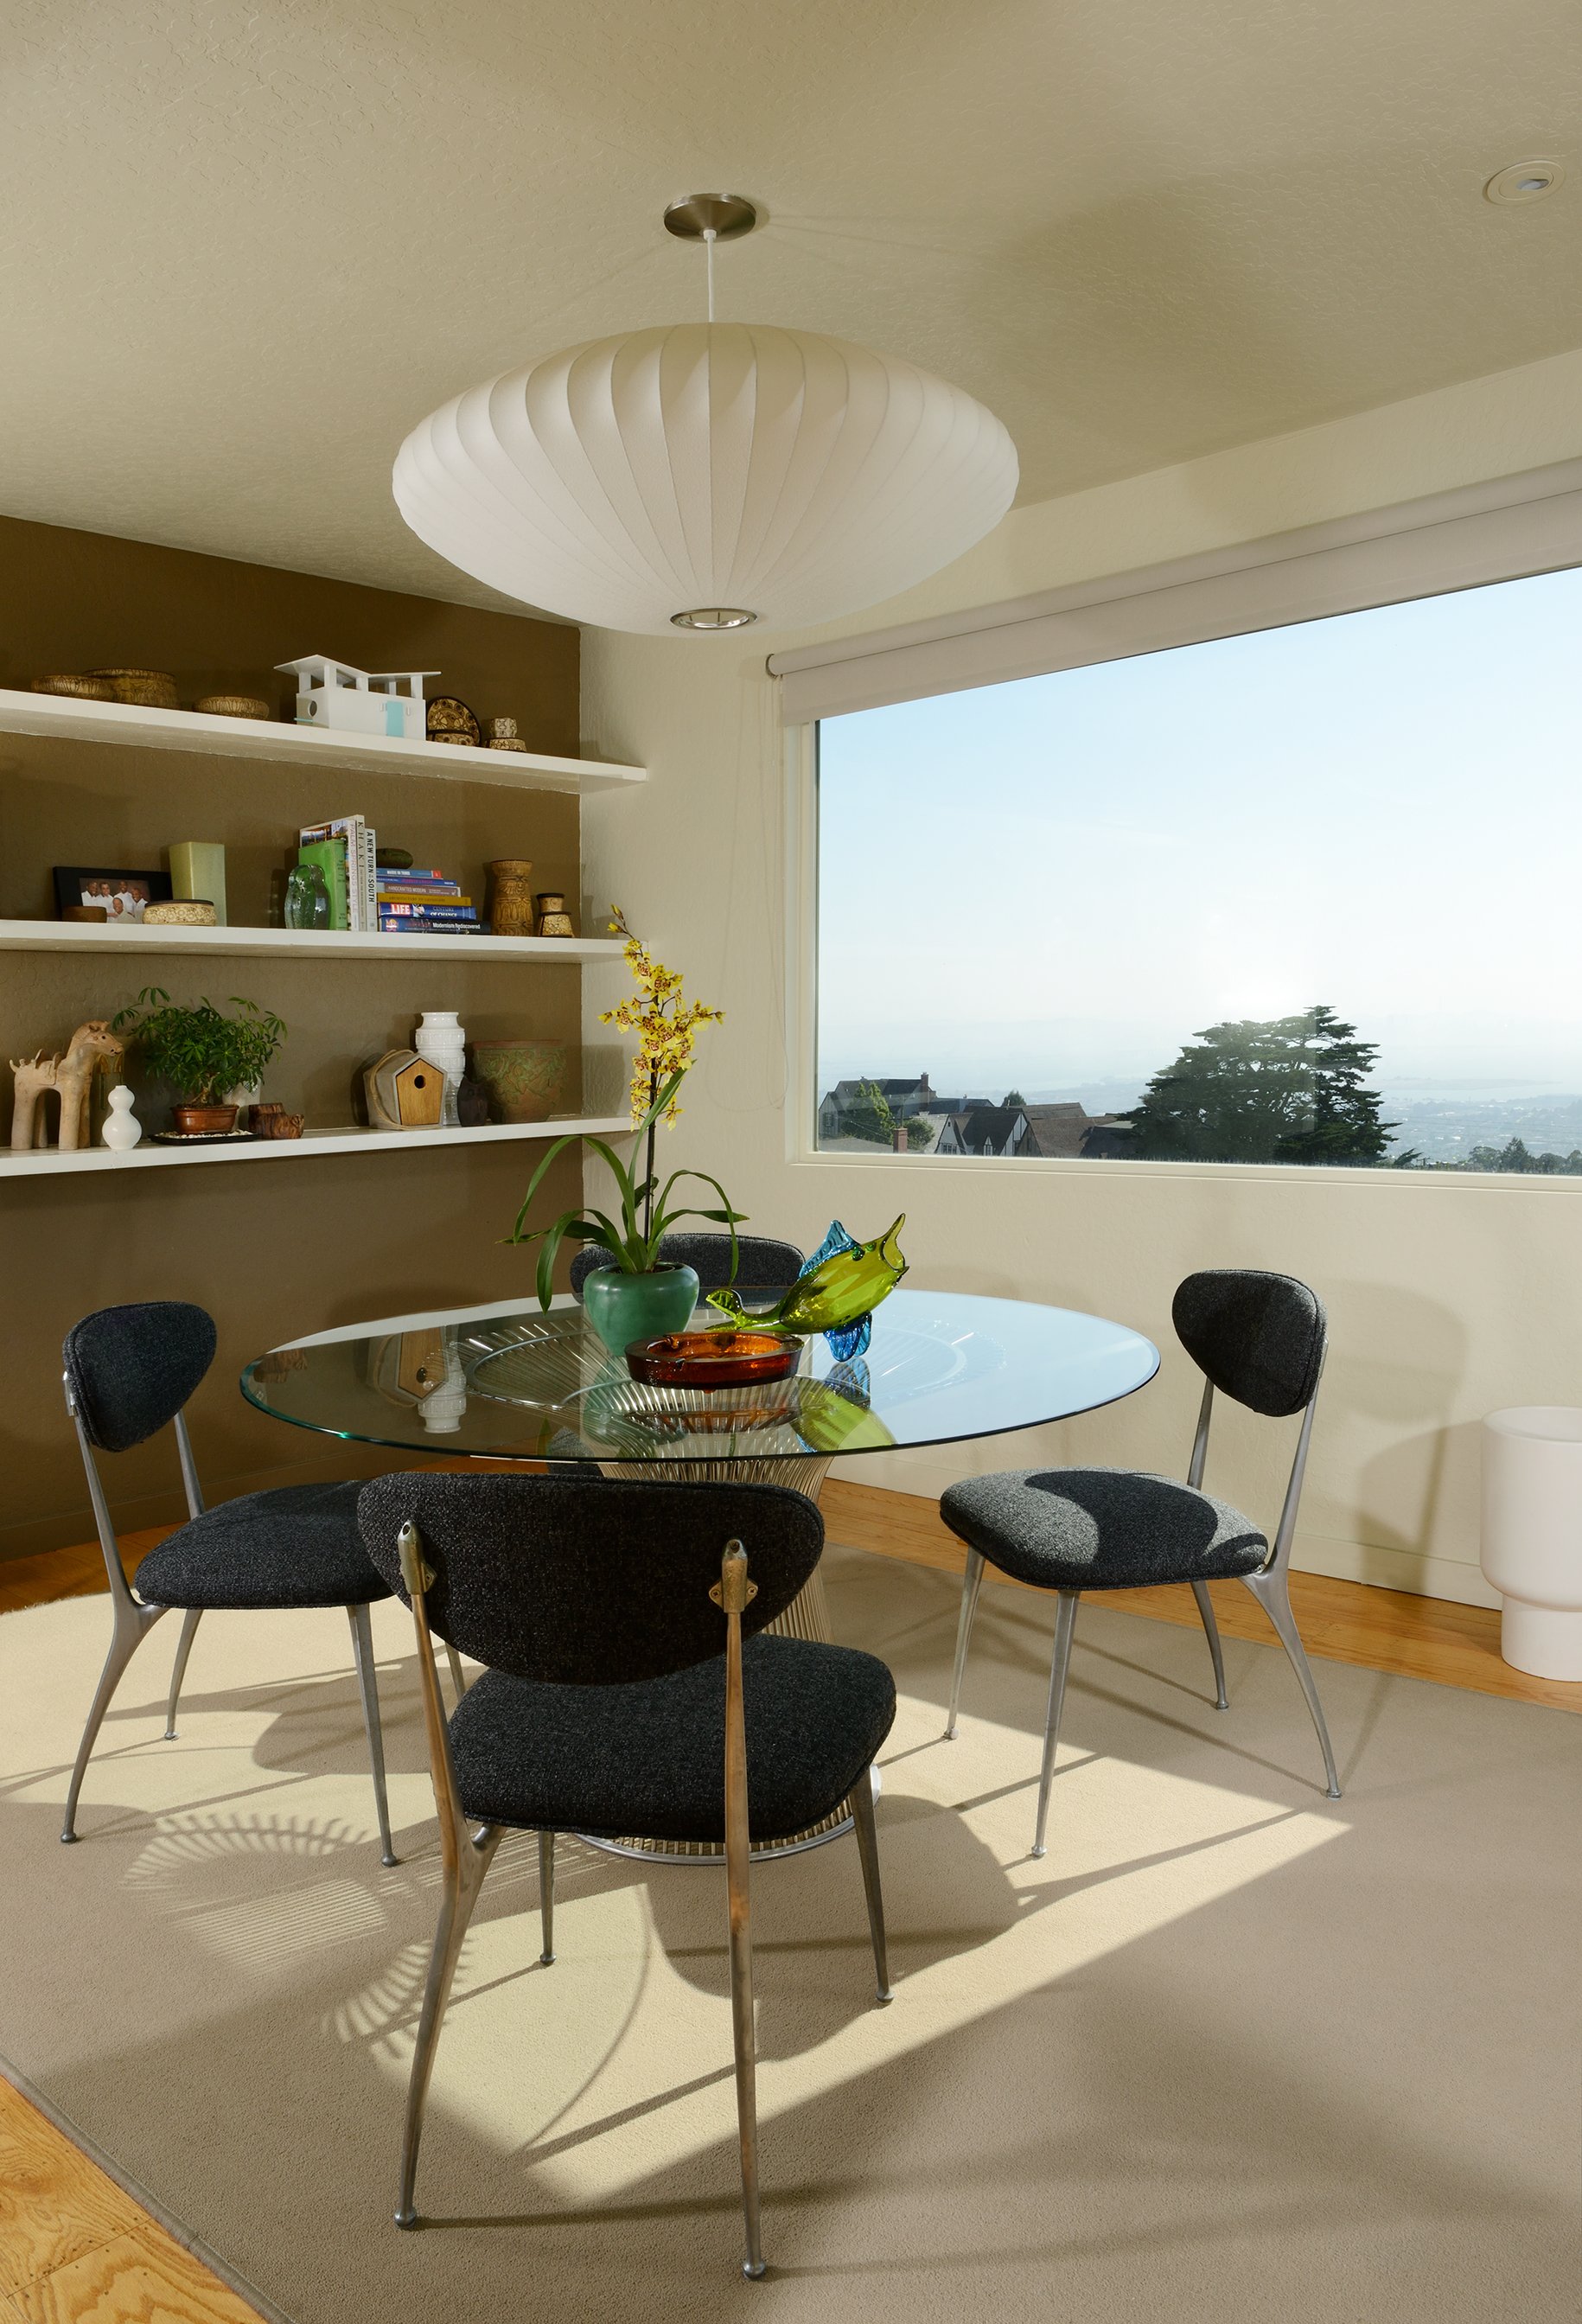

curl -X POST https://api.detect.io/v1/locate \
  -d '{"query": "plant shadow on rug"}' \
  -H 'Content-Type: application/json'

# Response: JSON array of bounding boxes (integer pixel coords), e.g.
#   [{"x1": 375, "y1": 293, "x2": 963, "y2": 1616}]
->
[{"x1": 0, "y1": 1548, "x2": 1576, "y2": 2324}]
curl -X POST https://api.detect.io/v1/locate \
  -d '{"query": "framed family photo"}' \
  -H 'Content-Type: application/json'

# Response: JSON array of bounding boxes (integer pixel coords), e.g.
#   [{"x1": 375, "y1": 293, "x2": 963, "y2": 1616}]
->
[{"x1": 52, "y1": 865, "x2": 173, "y2": 922}]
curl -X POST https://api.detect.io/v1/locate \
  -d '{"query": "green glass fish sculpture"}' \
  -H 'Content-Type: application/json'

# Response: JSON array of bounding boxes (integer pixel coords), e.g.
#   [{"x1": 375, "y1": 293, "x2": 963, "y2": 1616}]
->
[{"x1": 707, "y1": 1215, "x2": 909, "y2": 1338}]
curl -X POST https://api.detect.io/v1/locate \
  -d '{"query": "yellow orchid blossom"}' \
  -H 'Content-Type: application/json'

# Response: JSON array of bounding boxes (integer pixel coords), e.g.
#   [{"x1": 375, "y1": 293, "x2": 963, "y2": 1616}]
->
[{"x1": 598, "y1": 907, "x2": 724, "y2": 1130}]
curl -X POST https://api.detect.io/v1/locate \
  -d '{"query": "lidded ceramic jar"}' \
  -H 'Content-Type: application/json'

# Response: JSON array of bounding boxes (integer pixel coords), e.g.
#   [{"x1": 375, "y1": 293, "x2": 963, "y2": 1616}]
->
[{"x1": 488, "y1": 859, "x2": 534, "y2": 936}]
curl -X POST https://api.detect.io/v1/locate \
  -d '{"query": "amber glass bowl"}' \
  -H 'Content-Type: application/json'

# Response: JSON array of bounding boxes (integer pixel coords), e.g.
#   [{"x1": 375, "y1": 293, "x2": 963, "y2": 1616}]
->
[{"x1": 624, "y1": 1330, "x2": 801, "y2": 1387}]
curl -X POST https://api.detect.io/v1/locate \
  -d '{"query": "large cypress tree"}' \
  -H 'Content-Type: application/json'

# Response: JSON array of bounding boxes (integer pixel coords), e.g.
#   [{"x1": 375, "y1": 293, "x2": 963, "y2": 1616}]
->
[{"x1": 1125, "y1": 1005, "x2": 1395, "y2": 1165}]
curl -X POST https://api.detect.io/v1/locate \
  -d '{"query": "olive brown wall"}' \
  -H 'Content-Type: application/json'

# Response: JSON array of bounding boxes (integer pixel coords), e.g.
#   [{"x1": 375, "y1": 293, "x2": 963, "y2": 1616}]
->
[{"x1": 0, "y1": 516, "x2": 588, "y2": 1559}]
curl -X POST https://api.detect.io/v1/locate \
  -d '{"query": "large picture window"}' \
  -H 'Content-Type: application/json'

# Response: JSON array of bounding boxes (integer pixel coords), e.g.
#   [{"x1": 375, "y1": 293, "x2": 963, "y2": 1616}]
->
[{"x1": 814, "y1": 563, "x2": 1582, "y2": 1174}]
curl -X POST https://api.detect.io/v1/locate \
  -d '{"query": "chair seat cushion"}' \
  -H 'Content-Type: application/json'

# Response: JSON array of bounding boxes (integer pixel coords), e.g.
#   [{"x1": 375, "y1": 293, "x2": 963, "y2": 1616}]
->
[
  {"x1": 941, "y1": 1467, "x2": 1268, "y2": 1591},
  {"x1": 448, "y1": 1632, "x2": 896, "y2": 1843},
  {"x1": 134, "y1": 1482, "x2": 389, "y2": 1611}
]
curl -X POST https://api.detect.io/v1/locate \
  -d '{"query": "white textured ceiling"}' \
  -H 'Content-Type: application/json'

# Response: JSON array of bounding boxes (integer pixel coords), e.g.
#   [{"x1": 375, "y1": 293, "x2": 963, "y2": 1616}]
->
[{"x1": 3, "y1": 0, "x2": 1579, "y2": 612}]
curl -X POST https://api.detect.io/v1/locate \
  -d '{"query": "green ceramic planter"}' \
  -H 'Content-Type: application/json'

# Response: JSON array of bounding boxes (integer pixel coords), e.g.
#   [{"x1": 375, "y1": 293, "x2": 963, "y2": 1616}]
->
[
  {"x1": 582, "y1": 1262, "x2": 701, "y2": 1357},
  {"x1": 470, "y1": 1038, "x2": 569, "y2": 1124}
]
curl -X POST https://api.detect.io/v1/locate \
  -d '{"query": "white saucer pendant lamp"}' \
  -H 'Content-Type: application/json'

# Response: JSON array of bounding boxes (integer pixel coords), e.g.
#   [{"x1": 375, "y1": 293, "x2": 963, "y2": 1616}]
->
[{"x1": 392, "y1": 196, "x2": 1017, "y2": 636}]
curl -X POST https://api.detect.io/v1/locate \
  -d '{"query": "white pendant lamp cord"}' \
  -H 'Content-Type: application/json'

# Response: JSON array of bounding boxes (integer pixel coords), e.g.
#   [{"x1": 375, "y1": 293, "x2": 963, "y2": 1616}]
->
[{"x1": 704, "y1": 226, "x2": 717, "y2": 322}]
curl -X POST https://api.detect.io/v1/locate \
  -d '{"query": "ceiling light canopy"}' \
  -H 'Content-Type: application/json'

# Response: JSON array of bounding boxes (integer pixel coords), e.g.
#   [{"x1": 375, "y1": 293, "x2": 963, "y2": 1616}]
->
[{"x1": 392, "y1": 196, "x2": 1018, "y2": 636}]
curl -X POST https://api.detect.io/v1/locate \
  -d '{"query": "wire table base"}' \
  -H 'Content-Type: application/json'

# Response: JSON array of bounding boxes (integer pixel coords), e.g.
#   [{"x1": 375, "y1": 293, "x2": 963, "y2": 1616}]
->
[{"x1": 580, "y1": 1454, "x2": 859, "y2": 1864}]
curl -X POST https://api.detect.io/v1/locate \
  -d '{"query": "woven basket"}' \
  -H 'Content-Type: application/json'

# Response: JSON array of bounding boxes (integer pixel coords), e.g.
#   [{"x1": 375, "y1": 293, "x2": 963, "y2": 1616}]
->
[
  {"x1": 192, "y1": 693, "x2": 272, "y2": 720},
  {"x1": 90, "y1": 668, "x2": 181, "y2": 710},
  {"x1": 32, "y1": 674, "x2": 118, "y2": 699}
]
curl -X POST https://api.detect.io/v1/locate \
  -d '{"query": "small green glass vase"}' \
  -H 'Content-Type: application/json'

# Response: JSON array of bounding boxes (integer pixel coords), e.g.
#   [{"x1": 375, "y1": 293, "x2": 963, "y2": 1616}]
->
[{"x1": 583, "y1": 1263, "x2": 701, "y2": 1357}]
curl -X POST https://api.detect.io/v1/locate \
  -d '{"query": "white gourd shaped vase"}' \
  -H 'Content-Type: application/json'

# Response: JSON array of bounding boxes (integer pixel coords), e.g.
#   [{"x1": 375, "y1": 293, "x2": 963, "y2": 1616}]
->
[
  {"x1": 414, "y1": 1011, "x2": 464, "y2": 1127},
  {"x1": 102, "y1": 1085, "x2": 143, "y2": 1150}
]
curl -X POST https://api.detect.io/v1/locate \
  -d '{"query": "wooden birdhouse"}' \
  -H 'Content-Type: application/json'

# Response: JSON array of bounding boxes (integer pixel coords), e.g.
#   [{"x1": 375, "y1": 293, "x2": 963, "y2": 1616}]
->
[{"x1": 364, "y1": 1048, "x2": 444, "y2": 1131}]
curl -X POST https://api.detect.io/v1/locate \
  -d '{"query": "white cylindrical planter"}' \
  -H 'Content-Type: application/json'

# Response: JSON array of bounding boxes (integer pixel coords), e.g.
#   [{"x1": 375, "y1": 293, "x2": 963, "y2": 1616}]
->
[{"x1": 1481, "y1": 1408, "x2": 1582, "y2": 1679}]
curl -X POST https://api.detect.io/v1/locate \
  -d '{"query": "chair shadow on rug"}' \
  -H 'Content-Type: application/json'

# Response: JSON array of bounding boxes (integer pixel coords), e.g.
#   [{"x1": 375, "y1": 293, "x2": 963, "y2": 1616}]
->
[
  {"x1": 641, "y1": 1785, "x2": 1021, "y2": 2059},
  {"x1": 3, "y1": 1650, "x2": 434, "y2": 1838},
  {"x1": 931, "y1": 1578, "x2": 1354, "y2": 1816}
]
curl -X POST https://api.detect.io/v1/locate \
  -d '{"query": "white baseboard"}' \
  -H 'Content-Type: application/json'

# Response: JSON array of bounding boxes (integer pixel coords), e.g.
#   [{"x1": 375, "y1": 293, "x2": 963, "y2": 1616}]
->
[{"x1": 830, "y1": 1453, "x2": 1498, "y2": 1609}]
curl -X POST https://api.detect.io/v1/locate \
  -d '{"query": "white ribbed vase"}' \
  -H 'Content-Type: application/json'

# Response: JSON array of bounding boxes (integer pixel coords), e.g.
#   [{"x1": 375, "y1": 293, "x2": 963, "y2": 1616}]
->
[{"x1": 392, "y1": 322, "x2": 1018, "y2": 635}]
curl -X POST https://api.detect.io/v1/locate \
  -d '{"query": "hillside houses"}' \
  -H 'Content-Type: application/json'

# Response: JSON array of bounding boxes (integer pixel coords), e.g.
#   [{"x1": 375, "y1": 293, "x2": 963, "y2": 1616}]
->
[{"x1": 819, "y1": 1077, "x2": 1133, "y2": 1159}]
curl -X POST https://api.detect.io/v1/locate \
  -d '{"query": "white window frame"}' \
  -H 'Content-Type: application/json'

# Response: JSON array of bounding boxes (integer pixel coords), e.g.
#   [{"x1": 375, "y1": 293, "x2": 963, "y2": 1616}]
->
[{"x1": 782, "y1": 456, "x2": 1582, "y2": 1189}]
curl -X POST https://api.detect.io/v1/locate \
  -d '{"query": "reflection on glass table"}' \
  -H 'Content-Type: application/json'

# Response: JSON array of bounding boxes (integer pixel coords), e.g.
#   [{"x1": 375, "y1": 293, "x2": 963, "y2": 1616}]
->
[
  {"x1": 242, "y1": 1288, "x2": 1158, "y2": 1861},
  {"x1": 241, "y1": 1288, "x2": 1158, "y2": 1475}
]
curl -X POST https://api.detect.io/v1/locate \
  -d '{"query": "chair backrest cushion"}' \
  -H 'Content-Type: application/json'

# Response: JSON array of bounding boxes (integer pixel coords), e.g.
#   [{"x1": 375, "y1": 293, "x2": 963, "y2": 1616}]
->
[
  {"x1": 1171, "y1": 1270, "x2": 1325, "y2": 1418},
  {"x1": 63, "y1": 1301, "x2": 217, "y2": 1452},
  {"x1": 570, "y1": 1232, "x2": 805, "y2": 1299},
  {"x1": 358, "y1": 1472, "x2": 824, "y2": 1683}
]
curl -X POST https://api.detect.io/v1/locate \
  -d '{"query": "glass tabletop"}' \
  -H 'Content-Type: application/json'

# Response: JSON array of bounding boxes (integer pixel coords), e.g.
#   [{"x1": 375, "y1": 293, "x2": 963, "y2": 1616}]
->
[{"x1": 240, "y1": 1289, "x2": 1159, "y2": 1465}]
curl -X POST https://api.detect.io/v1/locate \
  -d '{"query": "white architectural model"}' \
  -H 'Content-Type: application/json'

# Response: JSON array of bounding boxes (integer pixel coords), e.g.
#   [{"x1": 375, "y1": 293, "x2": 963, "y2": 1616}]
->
[{"x1": 276, "y1": 655, "x2": 437, "y2": 740}]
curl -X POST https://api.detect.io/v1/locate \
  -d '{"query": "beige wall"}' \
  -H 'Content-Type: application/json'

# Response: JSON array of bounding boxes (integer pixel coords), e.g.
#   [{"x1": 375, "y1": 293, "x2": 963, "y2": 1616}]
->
[
  {"x1": 1, "y1": 518, "x2": 587, "y2": 1559},
  {"x1": 580, "y1": 347, "x2": 1582, "y2": 1608}
]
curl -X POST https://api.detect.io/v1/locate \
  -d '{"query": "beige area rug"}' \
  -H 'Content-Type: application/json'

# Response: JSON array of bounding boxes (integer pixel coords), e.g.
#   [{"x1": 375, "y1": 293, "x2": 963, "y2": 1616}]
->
[{"x1": 0, "y1": 1544, "x2": 1576, "y2": 2323}]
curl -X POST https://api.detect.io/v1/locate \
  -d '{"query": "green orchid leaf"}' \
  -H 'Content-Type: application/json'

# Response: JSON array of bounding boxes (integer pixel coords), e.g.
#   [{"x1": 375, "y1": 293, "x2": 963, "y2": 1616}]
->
[{"x1": 507, "y1": 1133, "x2": 582, "y2": 1243}]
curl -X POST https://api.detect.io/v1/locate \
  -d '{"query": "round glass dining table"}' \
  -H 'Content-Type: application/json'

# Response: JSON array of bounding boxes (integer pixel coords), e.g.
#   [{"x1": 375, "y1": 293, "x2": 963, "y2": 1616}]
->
[{"x1": 241, "y1": 1287, "x2": 1158, "y2": 1857}]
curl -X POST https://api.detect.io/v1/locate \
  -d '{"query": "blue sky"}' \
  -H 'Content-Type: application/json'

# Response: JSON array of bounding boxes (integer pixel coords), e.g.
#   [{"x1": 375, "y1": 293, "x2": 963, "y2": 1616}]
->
[{"x1": 817, "y1": 564, "x2": 1582, "y2": 1103}]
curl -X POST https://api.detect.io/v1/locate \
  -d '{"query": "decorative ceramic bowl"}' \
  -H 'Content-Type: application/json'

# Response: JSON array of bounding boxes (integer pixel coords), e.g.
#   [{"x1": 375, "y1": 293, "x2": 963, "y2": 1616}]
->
[
  {"x1": 193, "y1": 693, "x2": 271, "y2": 720},
  {"x1": 625, "y1": 1330, "x2": 801, "y2": 1388},
  {"x1": 469, "y1": 1037, "x2": 567, "y2": 1122}
]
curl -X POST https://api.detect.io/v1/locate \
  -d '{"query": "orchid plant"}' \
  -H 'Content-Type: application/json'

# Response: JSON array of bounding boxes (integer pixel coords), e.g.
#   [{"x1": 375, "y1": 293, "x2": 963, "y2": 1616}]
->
[{"x1": 506, "y1": 913, "x2": 740, "y2": 1309}]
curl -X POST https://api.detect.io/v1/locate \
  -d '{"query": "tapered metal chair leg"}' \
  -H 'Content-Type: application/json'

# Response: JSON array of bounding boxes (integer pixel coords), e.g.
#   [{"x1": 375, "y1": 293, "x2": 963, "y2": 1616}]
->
[
  {"x1": 164, "y1": 1606, "x2": 203, "y2": 1739},
  {"x1": 348, "y1": 1603, "x2": 398, "y2": 1867},
  {"x1": 61, "y1": 1596, "x2": 166, "y2": 1842},
  {"x1": 395, "y1": 1823, "x2": 501, "y2": 2229},
  {"x1": 538, "y1": 1829, "x2": 556, "y2": 1964},
  {"x1": 1244, "y1": 1566, "x2": 1341, "y2": 1799},
  {"x1": 849, "y1": 1769, "x2": 891, "y2": 2002},
  {"x1": 1190, "y1": 1580, "x2": 1229, "y2": 1710},
  {"x1": 944, "y1": 1547, "x2": 986, "y2": 1738},
  {"x1": 1031, "y1": 1592, "x2": 1080, "y2": 1860},
  {"x1": 444, "y1": 1644, "x2": 467, "y2": 1703}
]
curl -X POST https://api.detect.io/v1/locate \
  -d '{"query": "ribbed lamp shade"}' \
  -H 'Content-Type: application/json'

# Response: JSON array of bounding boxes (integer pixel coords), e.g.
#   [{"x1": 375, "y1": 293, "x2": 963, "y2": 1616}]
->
[{"x1": 392, "y1": 322, "x2": 1018, "y2": 635}]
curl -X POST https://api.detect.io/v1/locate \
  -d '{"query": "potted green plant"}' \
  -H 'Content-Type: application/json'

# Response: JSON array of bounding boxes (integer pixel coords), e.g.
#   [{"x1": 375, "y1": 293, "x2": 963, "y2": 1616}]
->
[
  {"x1": 507, "y1": 912, "x2": 739, "y2": 1353},
  {"x1": 112, "y1": 987, "x2": 287, "y2": 1136}
]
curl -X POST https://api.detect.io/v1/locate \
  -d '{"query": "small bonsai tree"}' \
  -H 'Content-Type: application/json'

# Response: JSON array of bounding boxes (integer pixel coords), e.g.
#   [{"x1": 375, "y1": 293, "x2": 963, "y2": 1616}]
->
[{"x1": 112, "y1": 987, "x2": 286, "y2": 1103}]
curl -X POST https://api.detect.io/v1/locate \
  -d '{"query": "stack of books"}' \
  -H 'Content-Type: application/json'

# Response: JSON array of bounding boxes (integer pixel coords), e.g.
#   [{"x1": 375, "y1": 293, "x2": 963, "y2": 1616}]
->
[{"x1": 377, "y1": 869, "x2": 482, "y2": 935}]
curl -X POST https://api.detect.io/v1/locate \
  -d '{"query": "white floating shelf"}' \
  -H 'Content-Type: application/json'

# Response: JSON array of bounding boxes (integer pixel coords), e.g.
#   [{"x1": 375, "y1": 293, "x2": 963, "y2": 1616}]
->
[
  {"x1": 0, "y1": 1115, "x2": 630, "y2": 1179},
  {"x1": 0, "y1": 918, "x2": 624, "y2": 963},
  {"x1": 0, "y1": 687, "x2": 645, "y2": 795}
]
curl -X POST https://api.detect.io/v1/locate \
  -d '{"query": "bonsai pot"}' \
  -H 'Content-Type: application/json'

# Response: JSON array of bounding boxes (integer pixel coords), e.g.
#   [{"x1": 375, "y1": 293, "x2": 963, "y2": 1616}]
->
[
  {"x1": 582, "y1": 1262, "x2": 701, "y2": 1357},
  {"x1": 171, "y1": 1101, "x2": 238, "y2": 1136}
]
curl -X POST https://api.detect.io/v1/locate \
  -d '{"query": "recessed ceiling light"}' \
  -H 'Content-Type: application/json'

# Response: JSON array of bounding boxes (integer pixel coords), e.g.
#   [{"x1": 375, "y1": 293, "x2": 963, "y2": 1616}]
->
[{"x1": 1484, "y1": 160, "x2": 1566, "y2": 205}]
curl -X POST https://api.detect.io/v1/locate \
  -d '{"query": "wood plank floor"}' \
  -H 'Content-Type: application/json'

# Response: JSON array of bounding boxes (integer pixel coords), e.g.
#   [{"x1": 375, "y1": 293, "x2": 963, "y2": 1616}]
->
[
  {"x1": 820, "y1": 1479, "x2": 1582, "y2": 1714},
  {"x1": 0, "y1": 2079, "x2": 259, "y2": 2324},
  {"x1": 2, "y1": 1478, "x2": 1576, "y2": 2323}
]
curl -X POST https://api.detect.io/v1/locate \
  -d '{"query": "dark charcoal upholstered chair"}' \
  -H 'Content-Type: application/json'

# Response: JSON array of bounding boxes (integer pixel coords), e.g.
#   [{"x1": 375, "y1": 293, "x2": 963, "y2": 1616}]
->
[
  {"x1": 358, "y1": 1471, "x2": 896, "y2": 2279},
  {"x1": 941, "y1": 1269, "x2": 1340, "y2": 1857},
  {"x1": 569, "y1": 1231, "x2": 805, "y2": 1299},
  {"x1": 61, "y1": 1301, "x2": 402, "y2": 1861}
]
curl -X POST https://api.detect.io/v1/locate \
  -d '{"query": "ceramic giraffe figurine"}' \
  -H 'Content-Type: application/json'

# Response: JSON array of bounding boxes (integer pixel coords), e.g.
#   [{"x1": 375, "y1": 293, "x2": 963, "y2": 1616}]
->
[{"x1": 9, "y1": 1021, "x2": 124, "y2": 1150}]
